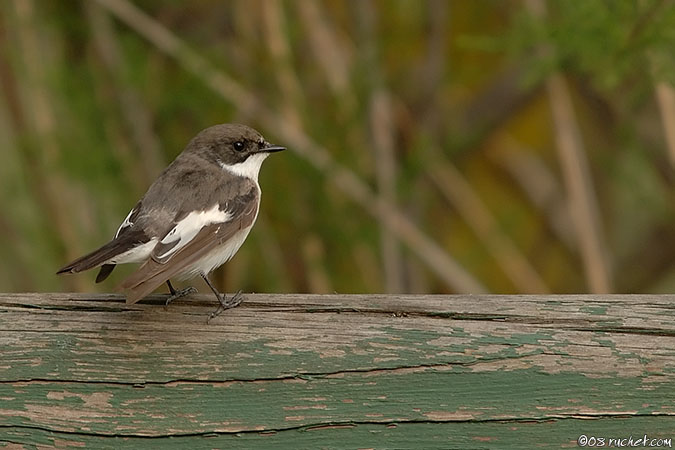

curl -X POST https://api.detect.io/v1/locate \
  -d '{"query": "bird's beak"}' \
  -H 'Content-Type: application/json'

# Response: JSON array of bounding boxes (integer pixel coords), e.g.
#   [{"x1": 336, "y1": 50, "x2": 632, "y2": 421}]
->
[{"x1": 261, "y1": 142, "x2": 286, "y2": 153}]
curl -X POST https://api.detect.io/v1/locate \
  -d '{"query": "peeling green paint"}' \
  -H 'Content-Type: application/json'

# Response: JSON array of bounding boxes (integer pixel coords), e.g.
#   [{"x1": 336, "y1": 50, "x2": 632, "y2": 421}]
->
[
  {"x1": 580, "y1": 306, "x2": 608, "y2": 315},
  {"x1": 1, "y1": 369, "x2": 673, "y2": 436},
  {"x1": 1, "y1": 293, "x2": 674, "y2": 447}
]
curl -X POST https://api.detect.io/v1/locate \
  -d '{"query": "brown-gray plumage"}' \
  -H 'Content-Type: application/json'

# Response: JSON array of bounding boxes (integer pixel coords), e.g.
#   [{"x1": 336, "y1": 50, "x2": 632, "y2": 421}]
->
[{"x1": 57, "y1": 123, "x2": 285, "y2": 307}]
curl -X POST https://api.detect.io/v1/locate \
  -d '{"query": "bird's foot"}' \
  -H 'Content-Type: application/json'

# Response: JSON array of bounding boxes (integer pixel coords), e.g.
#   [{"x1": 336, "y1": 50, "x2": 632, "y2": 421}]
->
[
  {"x1": 207, "y1": 290, "x2": 244, "y2": 323},
  {"x1": 165, "y1": 286, "x2": 198, "y2": 307}
]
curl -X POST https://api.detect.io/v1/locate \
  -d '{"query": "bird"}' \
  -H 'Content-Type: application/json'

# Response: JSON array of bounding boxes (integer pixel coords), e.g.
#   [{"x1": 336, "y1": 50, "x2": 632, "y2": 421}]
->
[{"x1": 57, "y1": 123, "x2": 285, "y2": 314}]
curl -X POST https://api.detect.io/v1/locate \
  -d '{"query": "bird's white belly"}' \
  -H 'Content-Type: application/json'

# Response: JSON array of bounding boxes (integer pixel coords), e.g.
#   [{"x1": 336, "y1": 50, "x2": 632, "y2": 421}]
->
[{"x1": 179, "y1": 225, "x2": 253, "y2": 279}]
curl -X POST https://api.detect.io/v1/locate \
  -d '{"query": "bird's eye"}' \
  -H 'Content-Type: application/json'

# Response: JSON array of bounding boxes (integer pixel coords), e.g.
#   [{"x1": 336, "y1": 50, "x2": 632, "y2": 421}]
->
[{"x1": 233, "y1": 141, "x2": 246, "y2": 152}]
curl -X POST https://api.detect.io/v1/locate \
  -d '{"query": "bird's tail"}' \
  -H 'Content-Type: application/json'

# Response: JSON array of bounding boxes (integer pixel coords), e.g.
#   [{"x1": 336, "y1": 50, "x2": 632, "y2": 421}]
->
[{"x1": 56, "y1": 229, "x2": 148, "y2": 282}]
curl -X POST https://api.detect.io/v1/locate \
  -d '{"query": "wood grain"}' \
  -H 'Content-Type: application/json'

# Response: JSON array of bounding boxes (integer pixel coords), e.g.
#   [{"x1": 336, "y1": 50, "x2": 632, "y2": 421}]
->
[{"x1": 1, "y1": 293, "x2": 674, "y2": 448}]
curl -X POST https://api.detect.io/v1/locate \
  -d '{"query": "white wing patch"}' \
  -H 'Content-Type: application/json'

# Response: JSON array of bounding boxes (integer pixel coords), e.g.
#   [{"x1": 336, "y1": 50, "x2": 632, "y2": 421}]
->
[
  {"x1": 114, "y1": 207, "x2": 135, "y2": 238},
  {"x1": 156, "y1": 204, "x2": 232, "y2": 260}
]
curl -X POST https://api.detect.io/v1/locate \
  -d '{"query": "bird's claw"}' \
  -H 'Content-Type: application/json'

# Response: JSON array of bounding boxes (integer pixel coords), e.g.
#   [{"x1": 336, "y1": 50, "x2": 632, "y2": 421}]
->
[
  {"x1": 165, "y1": 286, "x2": 198, "y2": 307},
  {"x1": 207, "y1": 290, "x2": 244, "y2": 323}
]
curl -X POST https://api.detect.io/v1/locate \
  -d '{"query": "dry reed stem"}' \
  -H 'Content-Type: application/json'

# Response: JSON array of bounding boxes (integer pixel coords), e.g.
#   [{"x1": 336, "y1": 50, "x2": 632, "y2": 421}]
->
[
  {"x1": 417, "y1": 0, "x2": 448, "y2": 134},
  {"x1": 428, "y1": 160, "x2": 550, "y2": 293},
  {"x1": 371, "y1": 90, "x2": 404, "y2": 293},
  {"x1": 295, "y1": 1, "x2": 351, "y2": 96},
  {"x1": 85, "y1": 3, "x2": 165, "y2": 184},
  {"x1": 359, "y1": 1, "x2": 404, "y2": 293},
  {"x1": 0, "y1": 100, "x2": 34, "y2": 289},
  {"x1": 302, "y1": 233, "x2": 333, "y2": 294},
  {"x1": 85, "y1": 2, "x2": 152, "y2": 195},
  {"x1": 251, "y1": 216, "x2": 294, "y2": 293},
  {"x1": 654, "y1": 82, "x2": 675, "y2": 169},
  {"x1": 260, "y1": 0, "x2": 339, "y2": 293},
  {"x1": 11, "y1": 0, "x2": 86, "y2": 291},
  {"x1": 261, "y1": 0, "x2": 304, "y2": 129},
  {"x1": 492, "y1": 139, "x2": 575, "y2": 250},
  {"x1": 545, "y1": 75, "x2": 612, "y2": 294},
  {"x1": 294, "y1": 1, "x2": 357, "y2": 118},
  {"x1": 638, "y1": 0, "x2": 674, "y2": 169},
  {"x1": 526, "y1": 0, "x2": 613, "y2": 294},
  {"x1": 95, "y1": 0, "x2": 487, "y2": 294}
]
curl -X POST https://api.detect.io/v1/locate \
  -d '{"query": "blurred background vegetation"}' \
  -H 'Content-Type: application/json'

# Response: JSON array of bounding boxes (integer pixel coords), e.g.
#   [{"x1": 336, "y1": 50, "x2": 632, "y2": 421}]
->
[{"x1": 1, "y1": 0, "x2": 673, "y2": 296}]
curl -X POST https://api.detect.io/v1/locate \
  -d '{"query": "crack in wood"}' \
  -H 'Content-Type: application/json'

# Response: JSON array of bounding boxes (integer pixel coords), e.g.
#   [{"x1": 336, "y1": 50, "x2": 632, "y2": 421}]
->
[
  {"x1": 570, "y1": 327, "x2": 675, "y2": 337},
  {"x1": 2, "y1": 413, "x2": 674, "y2": 440},
  {"x1": 0, "y1": 302, "x2": 128, "y2": 312},
  {"x1": 4, "y1": 303, "x2": 673, "y2": 339},
  {"x1": 0, "y1": 356, "x2": 530, "y2": 387}
]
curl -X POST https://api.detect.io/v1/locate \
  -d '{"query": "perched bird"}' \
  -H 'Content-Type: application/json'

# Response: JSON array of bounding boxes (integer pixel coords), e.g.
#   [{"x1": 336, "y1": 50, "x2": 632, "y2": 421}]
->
[{"x1": 57, "y1": 123, "x2": 285, "y2": 313}]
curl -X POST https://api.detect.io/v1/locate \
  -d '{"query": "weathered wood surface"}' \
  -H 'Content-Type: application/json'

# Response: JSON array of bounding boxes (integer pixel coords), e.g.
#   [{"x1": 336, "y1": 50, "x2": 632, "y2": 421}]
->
[{"x1": 0, "y1": 293, "x2": 674, "y2": 449}]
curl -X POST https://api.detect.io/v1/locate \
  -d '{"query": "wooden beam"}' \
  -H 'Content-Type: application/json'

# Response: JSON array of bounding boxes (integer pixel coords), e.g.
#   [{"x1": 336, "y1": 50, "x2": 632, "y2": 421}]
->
[{"x1": 1, "y1": 293, "x2": 674, "y2": 448}]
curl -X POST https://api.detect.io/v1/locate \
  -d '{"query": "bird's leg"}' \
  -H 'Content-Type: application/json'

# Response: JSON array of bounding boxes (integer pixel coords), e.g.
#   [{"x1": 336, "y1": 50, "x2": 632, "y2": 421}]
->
[
  {"x1": 165, "y1": 280, "x2": 197, "y2": 307},
  {"x1": 201, "y1": 274, "x2": 244, "y2": 321}
]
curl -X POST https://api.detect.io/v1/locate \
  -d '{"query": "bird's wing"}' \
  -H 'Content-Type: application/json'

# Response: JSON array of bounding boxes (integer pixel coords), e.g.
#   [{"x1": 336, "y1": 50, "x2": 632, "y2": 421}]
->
[
  {"x1": 119, "y1": 187, "x2": 259, "y2": 304},
  {"x1": 114, "y1": 203, "x2": 141, "y2": 238},
  {"x1": 94, "y1": 202, "x2": 144, "y2": 283}
]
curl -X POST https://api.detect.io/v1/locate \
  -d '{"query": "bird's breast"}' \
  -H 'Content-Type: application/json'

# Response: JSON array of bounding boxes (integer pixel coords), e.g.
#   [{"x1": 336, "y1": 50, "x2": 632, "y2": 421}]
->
[{"x1": 178, "y1": 224, "x2": 254, "y2": 279}]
